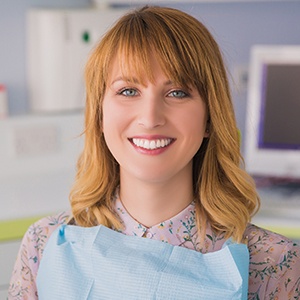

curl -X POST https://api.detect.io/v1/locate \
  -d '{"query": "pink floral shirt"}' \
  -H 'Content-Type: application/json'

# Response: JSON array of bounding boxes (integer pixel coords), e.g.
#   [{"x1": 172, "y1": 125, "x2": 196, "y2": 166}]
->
[{"x1": 8, "y1": 199, "x2": 300, "y2": 300}]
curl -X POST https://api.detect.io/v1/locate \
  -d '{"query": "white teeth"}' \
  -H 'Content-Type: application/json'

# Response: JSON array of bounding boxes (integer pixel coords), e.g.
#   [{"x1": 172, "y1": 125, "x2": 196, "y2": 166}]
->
[
  {"x1": 132, "y1": 138, "x2": 172, "y2": 150},
  {"x1": 144, "y1": 140, "x2": 150, "y2": 149},
  {"x1": 149, "y1": 140, "x2": 156, "y2": 149}
]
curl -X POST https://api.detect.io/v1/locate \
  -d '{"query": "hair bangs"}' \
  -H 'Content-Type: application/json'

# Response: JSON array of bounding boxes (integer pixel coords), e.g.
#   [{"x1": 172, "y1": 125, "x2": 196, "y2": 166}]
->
[
  {"x1": 115, "y1": 34, "x2": 154, "y2": 86},
  {"x1": 107, "y1": 7, "x2": 204, "y2": 92}
]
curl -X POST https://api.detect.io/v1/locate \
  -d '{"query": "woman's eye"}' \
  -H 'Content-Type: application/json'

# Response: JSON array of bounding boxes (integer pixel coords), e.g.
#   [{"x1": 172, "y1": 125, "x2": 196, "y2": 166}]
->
[
  {"x1": 119, "y1": 88, "x2": 138, "y2": 97},
  {"x1": 168, "y1": 90, "x2": 188, "y2": 98}
]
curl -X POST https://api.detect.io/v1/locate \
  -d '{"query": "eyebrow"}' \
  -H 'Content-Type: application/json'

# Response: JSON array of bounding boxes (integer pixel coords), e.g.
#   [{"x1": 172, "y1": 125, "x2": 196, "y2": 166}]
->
[
  {"x1": 111, "y1": 77, "x2": 139, "y2": 85},
  {"x1": 110, "y1": 76, "x2": 174, "y2": 87}
]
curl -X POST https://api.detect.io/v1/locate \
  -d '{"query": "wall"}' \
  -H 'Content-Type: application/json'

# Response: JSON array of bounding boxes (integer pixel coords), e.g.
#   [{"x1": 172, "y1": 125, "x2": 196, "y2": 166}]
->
[{"x1": 1, "y1": 1, "x2": 300, "y2": 146}]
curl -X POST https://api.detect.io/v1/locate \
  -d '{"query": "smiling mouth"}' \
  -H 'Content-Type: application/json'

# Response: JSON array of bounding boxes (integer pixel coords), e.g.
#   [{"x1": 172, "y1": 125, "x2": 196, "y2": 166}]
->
[{"x1": 130, "y1": 138, "x2": 175, "y2": 150}]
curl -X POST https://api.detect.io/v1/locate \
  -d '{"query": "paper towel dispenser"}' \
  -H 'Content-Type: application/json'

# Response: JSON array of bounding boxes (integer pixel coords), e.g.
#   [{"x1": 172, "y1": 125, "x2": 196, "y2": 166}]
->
[{"x1": 27, "y1": 7, "x2": 128, "y2": 113}]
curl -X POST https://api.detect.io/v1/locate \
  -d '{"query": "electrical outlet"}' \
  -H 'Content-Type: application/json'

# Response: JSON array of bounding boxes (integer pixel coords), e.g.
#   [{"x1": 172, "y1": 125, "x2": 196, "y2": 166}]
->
[{"x1": 13, "y1": 125, "x2": 59, "y2": 157}]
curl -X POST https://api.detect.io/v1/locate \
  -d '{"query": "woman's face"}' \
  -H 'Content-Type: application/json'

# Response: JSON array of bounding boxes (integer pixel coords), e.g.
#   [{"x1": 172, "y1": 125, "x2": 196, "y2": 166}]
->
[{"x1": 102, "y1": 54, "x2": 209, "y2": 185}]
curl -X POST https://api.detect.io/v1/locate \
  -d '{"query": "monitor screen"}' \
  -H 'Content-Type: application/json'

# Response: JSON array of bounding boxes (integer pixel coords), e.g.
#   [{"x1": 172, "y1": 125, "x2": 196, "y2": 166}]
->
[
  {"x1": 259, "y1": 63, "x2": 300, "y2": 150},
  {"x1": 245, "y1": 45, "x2": 300, "y2": 179}
]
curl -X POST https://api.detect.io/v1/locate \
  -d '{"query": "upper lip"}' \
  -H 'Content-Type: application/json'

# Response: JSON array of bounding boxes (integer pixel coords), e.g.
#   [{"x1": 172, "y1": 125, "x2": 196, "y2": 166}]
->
[{"x1": 128, "y1": 135, "x2": 175, "y2": 140}]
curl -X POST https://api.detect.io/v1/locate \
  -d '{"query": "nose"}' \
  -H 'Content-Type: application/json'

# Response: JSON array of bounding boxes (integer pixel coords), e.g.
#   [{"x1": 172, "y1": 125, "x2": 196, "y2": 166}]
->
[{"x1": 137, "y1": 95, "x2": 166, "y2": 129}]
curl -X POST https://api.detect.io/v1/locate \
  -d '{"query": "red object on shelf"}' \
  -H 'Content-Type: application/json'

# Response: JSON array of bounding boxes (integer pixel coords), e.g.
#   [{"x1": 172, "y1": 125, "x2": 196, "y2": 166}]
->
[{"x1": 0, "y1": 84, "x2": 8, "y2": 118}]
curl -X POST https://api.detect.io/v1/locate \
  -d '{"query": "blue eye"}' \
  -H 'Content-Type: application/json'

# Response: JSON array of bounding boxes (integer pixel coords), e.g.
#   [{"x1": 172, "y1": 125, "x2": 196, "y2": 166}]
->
[
  {"x1": 169, "y1": 90, "x2": 188, "y2": 98},
  {"x1": 120, "y1": 88, "x2": 138, "y2": 97}
]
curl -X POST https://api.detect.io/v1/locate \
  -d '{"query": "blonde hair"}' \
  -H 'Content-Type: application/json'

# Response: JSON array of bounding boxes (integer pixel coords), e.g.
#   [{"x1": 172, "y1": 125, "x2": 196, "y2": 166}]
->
[{"x1": 70, "y1": 5, "x2": 260, "y2": 243}]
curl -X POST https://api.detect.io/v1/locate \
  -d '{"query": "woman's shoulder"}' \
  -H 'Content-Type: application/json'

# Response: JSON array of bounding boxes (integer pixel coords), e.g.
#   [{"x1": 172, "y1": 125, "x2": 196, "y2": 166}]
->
[
  {"x1": 8, "y1": 212, "x2": 71, "y2": 298},
  {"x1": 245, "y1": 224, "x2": 300, "y2": 298},
  {"x1": 245, "y1": 223, "x2": 300, "y2": 264},
  {"x1": 24, "y1": 211, "x2": 71, "y2": 258},
  {"x1": 32, "y1": 211, "x2": 71, "y2": 228},
  {"x1": 29, "y1": 211, "x2": 71, "y2": 233},
  {"x1": 245, "y1": 223, "x2": 299, "y2": 251}
]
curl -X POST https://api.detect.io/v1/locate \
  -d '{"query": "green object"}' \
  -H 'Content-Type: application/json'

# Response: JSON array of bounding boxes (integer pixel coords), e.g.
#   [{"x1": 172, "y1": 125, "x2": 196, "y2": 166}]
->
[
  {"x1": 1, "y1": 216, "x2": 299, "y2": 243},
  {"x1": 0, "y1": 216, "x2": 43, "y2": 242},
  {"x1": 261, "y1": 225, "x2": 300, "y2": 240},
  {"x1": 82, "y1": 31, "x2": 90, "y2": 43}
]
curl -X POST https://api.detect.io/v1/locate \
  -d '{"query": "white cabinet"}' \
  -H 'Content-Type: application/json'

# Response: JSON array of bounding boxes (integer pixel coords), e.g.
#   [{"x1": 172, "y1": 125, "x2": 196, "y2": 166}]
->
[
  {"x1": 0, "y1": 113, "x2": 84, "y2": 221},
  {"x1": 27, "y1": 7, "x2": 128, "y2": 112},
  {"x1": 0, "y1": 240, "x2": 21, "y2": 299}
]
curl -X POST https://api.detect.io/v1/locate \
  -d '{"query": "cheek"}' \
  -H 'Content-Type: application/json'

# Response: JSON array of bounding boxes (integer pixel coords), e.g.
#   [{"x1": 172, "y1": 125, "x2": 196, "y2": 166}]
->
[
  {"x1": 102, "y1": 98, "x2": 113, "y2": 131},
  {"x1": 182, "y1": 107, "x2": 208, "y2": 134},
  {"x1": 102, "y1": 101, "x2": 117, "y2": 155},
  {"x1": 102, "y1": 97, "x2": 130, "y2": 126},
  {"x1": 181, "y1": 108, "x2": 208, "y2": 152},
  {"x1": 102, "y1": 100, "x2": 121, "y2": 136},
  {"x1": 102, "y1": 100, "x2": 131, "y2": 155}
]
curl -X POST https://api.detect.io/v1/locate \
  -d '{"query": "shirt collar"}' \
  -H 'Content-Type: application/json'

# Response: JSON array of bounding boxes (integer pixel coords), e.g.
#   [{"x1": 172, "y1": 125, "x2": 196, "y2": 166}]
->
[{"x1": 114, "y1": 198, "x2": 197, "y2": 247}]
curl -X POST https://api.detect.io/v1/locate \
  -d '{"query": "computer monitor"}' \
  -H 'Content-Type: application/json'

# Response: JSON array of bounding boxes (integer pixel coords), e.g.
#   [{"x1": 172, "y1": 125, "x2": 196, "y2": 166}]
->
[{"x1": 244, "y1": 45, "x2": 300, "y2": 179}]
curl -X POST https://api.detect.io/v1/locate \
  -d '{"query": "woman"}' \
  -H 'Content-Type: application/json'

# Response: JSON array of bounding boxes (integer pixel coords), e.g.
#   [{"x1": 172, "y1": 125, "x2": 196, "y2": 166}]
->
[{"x1": 9, "y1": 6, "x2": 300, "y2": 300}]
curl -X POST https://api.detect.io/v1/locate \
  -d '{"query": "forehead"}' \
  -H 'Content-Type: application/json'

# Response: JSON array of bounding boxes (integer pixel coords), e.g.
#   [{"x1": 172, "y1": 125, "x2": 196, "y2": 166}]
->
[
  {"x1": 106, "y1": 50, "x2": 192, "y2": 91},
  {"x1": 107, "y1": 52, "x2": 161, "y2": 84}
]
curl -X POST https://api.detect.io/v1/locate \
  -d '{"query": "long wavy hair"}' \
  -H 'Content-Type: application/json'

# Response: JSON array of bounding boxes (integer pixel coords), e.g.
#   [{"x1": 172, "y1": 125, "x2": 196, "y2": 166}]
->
[{"x1": 69, "y1": 5, "x2": 260, "y2": 243}]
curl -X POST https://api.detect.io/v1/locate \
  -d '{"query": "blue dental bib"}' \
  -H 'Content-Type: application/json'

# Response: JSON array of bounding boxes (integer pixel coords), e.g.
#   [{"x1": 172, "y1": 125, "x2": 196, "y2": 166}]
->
[{"x1": 37, "y1": 225, "x2": 249, "y2": 299}]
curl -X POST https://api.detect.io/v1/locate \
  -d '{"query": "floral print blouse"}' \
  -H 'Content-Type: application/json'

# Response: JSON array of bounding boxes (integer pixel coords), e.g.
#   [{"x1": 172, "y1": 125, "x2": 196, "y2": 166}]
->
[{"x1": 8, "y1": 199, "x2": 300, "y2": 300}]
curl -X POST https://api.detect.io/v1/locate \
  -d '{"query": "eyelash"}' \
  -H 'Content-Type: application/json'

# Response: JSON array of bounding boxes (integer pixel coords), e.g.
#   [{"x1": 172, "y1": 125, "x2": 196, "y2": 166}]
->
[
  {"x1": 117, "y1": 88, "x2": 190, "y2": 99},
  {"x1": 168, "y1": 90, "x2": 189, "y2": 99},
  {"x1": 117, "y1": 88, "x2": 138, "y2": 97}
]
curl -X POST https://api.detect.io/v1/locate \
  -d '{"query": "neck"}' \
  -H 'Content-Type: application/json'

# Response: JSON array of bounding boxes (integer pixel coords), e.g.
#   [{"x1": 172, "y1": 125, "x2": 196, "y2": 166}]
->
[{"x1": 119, "y1": 171, "x2": 194, "y2": 227}]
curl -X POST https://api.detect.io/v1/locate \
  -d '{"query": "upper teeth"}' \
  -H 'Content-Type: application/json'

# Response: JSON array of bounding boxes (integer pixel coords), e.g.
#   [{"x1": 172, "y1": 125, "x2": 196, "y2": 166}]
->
[{"x1": 132, "y1": 138, "x2": 172, "y2": 150}]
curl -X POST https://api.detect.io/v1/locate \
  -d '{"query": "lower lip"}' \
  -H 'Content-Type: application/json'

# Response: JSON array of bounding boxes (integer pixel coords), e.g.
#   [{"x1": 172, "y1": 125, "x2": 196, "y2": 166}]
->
[{"x1": 130, "y1": 141, "x2": 174, "y2": 155}]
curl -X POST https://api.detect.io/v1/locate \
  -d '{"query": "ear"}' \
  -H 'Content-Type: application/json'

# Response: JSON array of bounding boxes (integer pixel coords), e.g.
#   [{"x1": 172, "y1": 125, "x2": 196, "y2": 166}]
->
[
  {"x1": 204, "y1": 128, "x2": 209, "y2": 138},
  {"x1": 204, "y1": 120, "x2": 210, "y2": 138}
]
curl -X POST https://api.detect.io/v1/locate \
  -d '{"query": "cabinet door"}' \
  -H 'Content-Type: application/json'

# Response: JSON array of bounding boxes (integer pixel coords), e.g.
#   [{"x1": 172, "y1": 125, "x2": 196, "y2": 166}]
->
[
  {"x1": 0, "y1": 289, "x2": 8, "y2": 300},
  {"x1": 0, "y1": 240, "x2": 21, "y2": 297}
]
